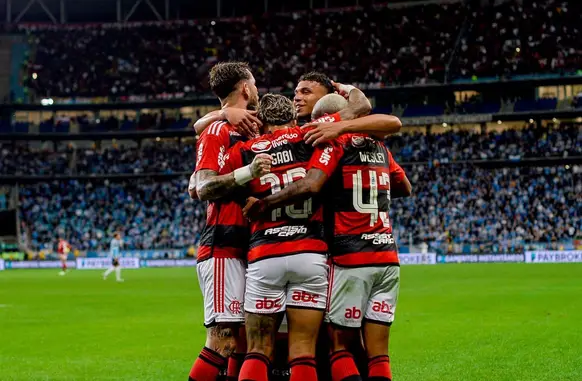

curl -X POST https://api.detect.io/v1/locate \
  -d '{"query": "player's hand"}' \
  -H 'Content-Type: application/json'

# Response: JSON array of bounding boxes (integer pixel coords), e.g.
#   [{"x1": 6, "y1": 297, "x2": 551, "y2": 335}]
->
[
  {"x1": 250, "y1": 154, "x2": 272, "y2": 178},
  {"x1": 223, "y1": 108, "x2": 262, "y2": 138},
  {"x1": 242, "y1": 197, "x2": 265, "y2": 221},
  {"x1": 331, "y1": 80, "x2": 350, "y2": 99},
  {"x1": 302, "y1": 120, "x2": 346, "y2": 146}
]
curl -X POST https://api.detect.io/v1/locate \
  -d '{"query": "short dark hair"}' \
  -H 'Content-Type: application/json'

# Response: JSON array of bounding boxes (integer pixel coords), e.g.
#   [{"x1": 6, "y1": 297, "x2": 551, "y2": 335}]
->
[
  {"x1": 298, "y1": 71, "x2": 334, "y2": 94},
  {"x1": 257, "y1": 94, "x2": 296, "y2": 126},
  {"x1": 209, "y1": 62, "x2": 252, "y2": 99}
]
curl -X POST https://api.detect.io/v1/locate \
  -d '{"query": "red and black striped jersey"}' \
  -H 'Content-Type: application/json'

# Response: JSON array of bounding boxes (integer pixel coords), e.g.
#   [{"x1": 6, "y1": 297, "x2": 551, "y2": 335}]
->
[
  {"x1": 308, "y1": 133, "x2": 406, "y2": 267},
  {"x1": 195, "y1": 120, "x2": 249, "y2": 262},
  {"x1": 221, "y1": 126, "x2": 331, "y2": 263}
]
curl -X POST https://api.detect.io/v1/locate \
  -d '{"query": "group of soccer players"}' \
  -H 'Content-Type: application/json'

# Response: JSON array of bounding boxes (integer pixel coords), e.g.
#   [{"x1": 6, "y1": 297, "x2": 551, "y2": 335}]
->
[{"x1": 188, "y1": 62, "x2": 411, "y2": 381}]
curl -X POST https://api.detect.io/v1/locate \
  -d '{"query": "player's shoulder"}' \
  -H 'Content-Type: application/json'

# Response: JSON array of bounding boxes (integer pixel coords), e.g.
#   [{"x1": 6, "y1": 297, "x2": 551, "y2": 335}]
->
[{"x1": 201, "y1": 120, "x2": 236, "y2": 138}]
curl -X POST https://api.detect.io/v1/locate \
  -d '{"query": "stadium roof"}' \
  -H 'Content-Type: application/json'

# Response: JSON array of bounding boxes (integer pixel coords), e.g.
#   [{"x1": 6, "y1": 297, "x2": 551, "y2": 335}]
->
[{"x1": 0, "y1": 0, "x2": 436, "y2": 23}]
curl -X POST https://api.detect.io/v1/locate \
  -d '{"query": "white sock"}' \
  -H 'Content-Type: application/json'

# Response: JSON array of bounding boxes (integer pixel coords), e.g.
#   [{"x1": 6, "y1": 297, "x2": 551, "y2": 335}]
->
[
  {"x1": 115, "y1": 266, "x2": 122, "y2": 281},
  {"x1": 103, "y1": 267, "x2": 114, "y2": 278}
]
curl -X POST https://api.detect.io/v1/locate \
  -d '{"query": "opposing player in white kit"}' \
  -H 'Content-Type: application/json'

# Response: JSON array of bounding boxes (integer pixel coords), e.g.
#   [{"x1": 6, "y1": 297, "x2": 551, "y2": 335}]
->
[{"x1": 103, "y1": 232, "x2": 123, "y2": 282}]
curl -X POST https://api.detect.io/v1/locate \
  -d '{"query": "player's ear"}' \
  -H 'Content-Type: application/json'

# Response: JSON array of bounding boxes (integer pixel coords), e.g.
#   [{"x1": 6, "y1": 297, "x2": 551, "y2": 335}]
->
[{"x1": 241, "y1": 82, "x2": 250, "y2": 100}]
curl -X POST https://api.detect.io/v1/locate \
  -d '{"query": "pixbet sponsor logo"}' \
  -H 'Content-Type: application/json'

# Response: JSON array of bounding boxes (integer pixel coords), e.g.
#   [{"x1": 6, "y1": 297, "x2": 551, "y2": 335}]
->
[
  {"x1": 291, "y1": 291, "x2": 319, "y2": 304},
  {"x1": 255, "y1": 297, "x2": 283, "y2": 311}
]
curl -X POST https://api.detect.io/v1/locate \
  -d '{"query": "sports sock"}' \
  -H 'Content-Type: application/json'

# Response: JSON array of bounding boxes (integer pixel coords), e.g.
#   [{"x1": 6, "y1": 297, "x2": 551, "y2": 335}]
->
[
  {"x1": 226, "y1": 353, "x2": 245, "y2": 380},
  {"x1": 62, "y1": 262, "x2": 67, "y2": 271},
  {"x1": 188, "y1": 346, "x2": 227, "y2": 381},
  {"x1": 289, "y1": 356, "x2": 317, "y2": 381},
  {"x1": 238, "y1": 352, "x2": 269, "y2": 381},
  {"x1": 115, "y1": 266, "x2": 122, "y2": 280},
  {"x1": 367, "y1": 355, "x2": 392, "y2": 381},
  {"x1": 330, "y1": 350, "x2": 362, "y2": 381}
]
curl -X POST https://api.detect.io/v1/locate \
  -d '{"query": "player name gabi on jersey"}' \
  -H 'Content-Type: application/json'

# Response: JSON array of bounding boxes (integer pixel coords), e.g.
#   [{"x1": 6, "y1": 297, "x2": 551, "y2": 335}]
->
[
  {"x1": 308, "y1": 133, "x2": 407, "y2": 267},
  {"x1": 221, "y1": 126, "x2": 329, "y2": 263},
  {"x1": 196, "y1": 120, "x2": 249, "y2": 262}
]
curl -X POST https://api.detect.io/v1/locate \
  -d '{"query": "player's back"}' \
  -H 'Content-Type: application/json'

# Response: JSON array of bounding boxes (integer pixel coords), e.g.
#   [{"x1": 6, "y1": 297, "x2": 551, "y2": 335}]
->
[
  {"x1": 224, "y1": 127, "x2": 328, "y2": 263},
  {"x1": 196, "y1": 120, "x2": 249, "y2": 262},
  {"x1": 325, "y1": 133, "x2": 400, "y2": 267}
]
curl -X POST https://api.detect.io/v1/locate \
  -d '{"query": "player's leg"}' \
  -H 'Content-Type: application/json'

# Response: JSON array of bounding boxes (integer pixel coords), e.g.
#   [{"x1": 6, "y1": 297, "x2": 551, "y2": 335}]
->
[
  {"x1": 189, "y1": 258, "x2": 245, "y2": 381},
  {"x1": 226, "y1": 325, "x2": 247, "y2": 381},
  {"x1": 113, "y1": 259, "x2": 123, "y2": 282},
  {"x1": 103, "y1": 258, "x2": 115, "y2": 279},
  {"x1": 59, "y1": 254, "x2": 67, "y2": 275},
  {"x1": 326, "y1": 265, "x2": 373, "y2": 381},
  {"x1": 362, "y1": 266, "x2": 400, "y2": 381},
  {"x1": 239, "y1": 256, "x2": 286, "y2": 381},
  {"x1": 286, "y1": 253, "x2": 329, "y2": 381}
]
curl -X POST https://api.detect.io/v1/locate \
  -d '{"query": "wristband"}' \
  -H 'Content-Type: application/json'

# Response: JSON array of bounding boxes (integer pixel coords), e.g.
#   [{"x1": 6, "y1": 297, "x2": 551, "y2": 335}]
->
[{"x1": 234, "y1": 165, "x2": 253, "y2": 185}]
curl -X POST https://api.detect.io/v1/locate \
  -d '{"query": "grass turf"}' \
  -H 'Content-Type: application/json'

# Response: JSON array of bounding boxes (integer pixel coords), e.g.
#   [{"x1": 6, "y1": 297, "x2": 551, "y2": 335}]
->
[{"x1": 0, "y1": 263, "x2": 581, "y2": 381}]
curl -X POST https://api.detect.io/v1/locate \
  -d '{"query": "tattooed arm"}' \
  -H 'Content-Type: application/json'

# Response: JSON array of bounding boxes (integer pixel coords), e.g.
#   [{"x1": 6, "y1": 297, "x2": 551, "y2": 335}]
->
[
  {"x1": 194, "y1": 108, "x2": 262, "y2": 137},
  {"x1": 335, "y1": 83, "x2": 372, "y2": 121},
  {"x1": 196, "y1": 154, "x2": 273, "y2": 201},
  {"x1": 243, "y1": 169, "x2": 329, "y2": 220}
]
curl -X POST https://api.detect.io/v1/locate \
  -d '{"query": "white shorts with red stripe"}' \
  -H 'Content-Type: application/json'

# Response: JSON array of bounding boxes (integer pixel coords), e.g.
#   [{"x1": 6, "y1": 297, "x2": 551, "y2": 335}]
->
[
  {"x1": 196, "y1": 257, "x2": 246, "y2": 327},
  {"x1": 244, "y1": 253, "x2": 328, "y2": 314},
  {"x1": 325, "y1": 264, "x2": 400, "y2": 328}
]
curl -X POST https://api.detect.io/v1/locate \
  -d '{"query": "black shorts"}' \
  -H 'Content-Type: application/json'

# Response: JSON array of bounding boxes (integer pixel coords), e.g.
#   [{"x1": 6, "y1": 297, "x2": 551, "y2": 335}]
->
[{"x1": 112, "y1": 258, "x2": 120, "y2": 266}]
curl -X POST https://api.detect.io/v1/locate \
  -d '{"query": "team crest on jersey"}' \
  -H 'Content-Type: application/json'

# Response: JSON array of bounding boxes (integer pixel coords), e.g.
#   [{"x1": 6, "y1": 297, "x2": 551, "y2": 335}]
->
[
  {"x1": 351, "y1": 135, "x2": 366, "y2": 148},
  {"x1": 251, "y1": 140, "x2": 272, "y2": 153}
]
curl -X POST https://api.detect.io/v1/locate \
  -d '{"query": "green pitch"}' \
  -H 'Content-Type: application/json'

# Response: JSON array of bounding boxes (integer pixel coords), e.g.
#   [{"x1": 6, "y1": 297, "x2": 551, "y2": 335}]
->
[{"x1": 1, "y1": 264, "x2": 581, "y2": 381}]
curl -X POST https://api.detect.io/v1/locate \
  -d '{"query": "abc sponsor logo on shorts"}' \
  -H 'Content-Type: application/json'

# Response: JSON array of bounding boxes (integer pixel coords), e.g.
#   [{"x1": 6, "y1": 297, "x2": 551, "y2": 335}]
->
[
  {"x1": 526, "y1": 250, "x2": 582, "y2": 263},
  {"x1": 255, "y1": 297, "x2": 283, "y2": 311},
  {"x1": 372, "y1": 301, "x2": 394, "y2": 315},
  {"x1": 264, "y1": 225, "x2": 308, "y2": 237},
  {"x1": 291, "y1": 290, "x2": 319, "y2": 304},
  {"x1": 344, "y1": 307, "x2": 362, "y2": 319}
]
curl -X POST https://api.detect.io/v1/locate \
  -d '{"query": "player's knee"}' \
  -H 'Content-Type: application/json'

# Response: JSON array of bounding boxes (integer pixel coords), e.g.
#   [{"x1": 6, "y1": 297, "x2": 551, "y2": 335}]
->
[{"x1": 206, "y1": 324, "x2": 238, "y2": 357}]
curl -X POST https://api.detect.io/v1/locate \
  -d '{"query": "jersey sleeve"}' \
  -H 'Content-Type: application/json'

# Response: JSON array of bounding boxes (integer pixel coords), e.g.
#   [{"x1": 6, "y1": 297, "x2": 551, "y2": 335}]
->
[
  {"x1": 219, "y1": 143, "x2": 245, "y2": 175},
  {"x1": 307, "y1": 139, "x2": 344, "y2": 178},
  {"x1": 195, "y1": 121, "x2": 230, "y2": 173},
  {"x1": 388, "y1": 151, "x2": 406, "y2": 182}
]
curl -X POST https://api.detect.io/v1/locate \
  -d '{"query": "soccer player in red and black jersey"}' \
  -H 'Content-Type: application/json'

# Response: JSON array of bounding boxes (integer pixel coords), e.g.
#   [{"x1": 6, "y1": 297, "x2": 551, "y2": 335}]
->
[
  {"x1": 57, "y1": 236, "x2": 71, "y2": 276},
  {"x1": 244, "y1": 120, "x2": 411, "y2": 381},
  {"x1": 189, "y1": 62, "x2": 273, "y2": 381}
]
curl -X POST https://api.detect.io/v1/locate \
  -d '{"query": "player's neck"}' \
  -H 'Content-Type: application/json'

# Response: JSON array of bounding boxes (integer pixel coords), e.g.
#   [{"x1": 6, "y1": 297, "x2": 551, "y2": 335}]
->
[{"x1": 220, "y1": 95, "x2": 248, "y2": 110}]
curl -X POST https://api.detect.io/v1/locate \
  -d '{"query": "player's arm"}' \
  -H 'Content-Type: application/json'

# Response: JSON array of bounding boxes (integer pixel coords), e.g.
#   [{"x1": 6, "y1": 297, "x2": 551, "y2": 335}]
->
[
  {"x1": 193, "y1": 108, "x2": 262, "y2": 137},
  {"x1": 188, "y1": 172, "x2": 198, "y2": 200},
  {"x1": 243, "y1": 142, "x2": 342, "y2": 220},
  {"x1": 196, "y1": 154, "x2": 271, "y2": 201},
  {"x1": 388, "y1": 152, "x2": 412, "y2": 198},
  {"x1": 303, "y1": 113, "x2": 402, "y2": 146},
  {"x1": 244, "y1": 168, "x2": 329, "y2": 219},
  {"x1": 334, "y1": 82, "x2": 372, "y2": 120}
]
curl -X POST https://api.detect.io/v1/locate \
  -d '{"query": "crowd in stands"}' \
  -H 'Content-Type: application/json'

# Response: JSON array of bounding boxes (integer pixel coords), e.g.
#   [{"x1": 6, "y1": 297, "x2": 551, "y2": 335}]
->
[
  {"x1": 456, "y1": 0, "x2": 582, "y2": 79},
  {"x1": 17, "y1": 163, "x2": 580, "y2": 252},
  {"x1": 21, "y1": 0, "x2": 582, "y2": 98},
  {"x1": 19, "y1": 179, "x2": 206, "y2": 251},
  {"x1": 2, "y1": 124, "x2": 580, "y2": 176},
  {"x1": 392, "y1": 164, "x2": 580, "y2": 252}
]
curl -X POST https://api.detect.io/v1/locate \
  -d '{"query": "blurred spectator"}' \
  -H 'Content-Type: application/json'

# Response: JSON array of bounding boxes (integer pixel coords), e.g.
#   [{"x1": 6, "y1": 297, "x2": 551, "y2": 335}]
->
[{"x1": 19, "y1": 179, "x2": 205, "y2": 251}]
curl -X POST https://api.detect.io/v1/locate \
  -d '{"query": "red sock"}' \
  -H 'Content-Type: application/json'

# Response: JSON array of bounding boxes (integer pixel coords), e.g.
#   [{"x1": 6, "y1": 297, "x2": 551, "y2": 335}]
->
[
  {"x1": 289, "y1": 356, "x2": 317, "y2": 381},
  {"x1": 62, "y1": 262, "x2": 67, "y2": 271},
  {"x1": 368, "y1": 355, "x2": 392, "y2": 381},
  {"x1": 330, "y1": 350, "x2": 362, "y2": 381},
  {"x1": 226, "y1": 353, "x2": 245, "y2": 380},
  {"x1": 238, "y1": 353, "x2": 269, "y2": 381},
  {"x1": 189, "y1": 347, "x2": 226, "y2": 381}
]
